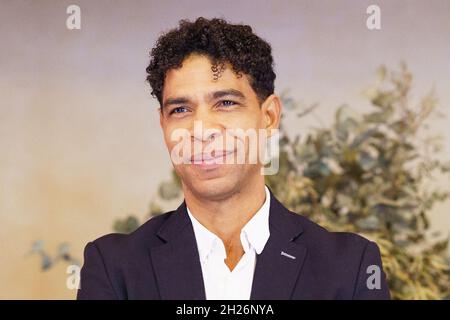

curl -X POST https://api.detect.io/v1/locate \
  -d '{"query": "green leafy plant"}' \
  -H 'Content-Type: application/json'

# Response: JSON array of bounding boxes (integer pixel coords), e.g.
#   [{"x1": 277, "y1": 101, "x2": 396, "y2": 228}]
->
[
  {"x1": 28, "y1": 240, "x2": 79, "y2": 271},
  {"x1": 265, "y1": 63, "x2": 450, "y2": 299}
]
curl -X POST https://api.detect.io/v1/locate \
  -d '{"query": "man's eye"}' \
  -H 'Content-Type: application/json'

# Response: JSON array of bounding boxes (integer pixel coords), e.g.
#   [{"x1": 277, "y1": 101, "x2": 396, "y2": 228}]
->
[
  {"x1": 170, "y1": 107, "x2": 188, "y2": 115},
  {"x1": 219, "y1": 100, "x2": 237, "y2": 107}
]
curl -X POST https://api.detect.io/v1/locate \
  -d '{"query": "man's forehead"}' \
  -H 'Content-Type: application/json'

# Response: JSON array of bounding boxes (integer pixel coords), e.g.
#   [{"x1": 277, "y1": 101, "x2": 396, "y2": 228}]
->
[{"x1": 163, "y1": 57, "x2": 254, "y2": 102}]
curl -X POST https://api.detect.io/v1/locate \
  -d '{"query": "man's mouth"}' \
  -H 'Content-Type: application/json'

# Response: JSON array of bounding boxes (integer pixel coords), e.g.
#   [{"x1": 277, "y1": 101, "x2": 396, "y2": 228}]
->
[{"x1": 190, "y1": 150, "x2": 235, "y2": 165}]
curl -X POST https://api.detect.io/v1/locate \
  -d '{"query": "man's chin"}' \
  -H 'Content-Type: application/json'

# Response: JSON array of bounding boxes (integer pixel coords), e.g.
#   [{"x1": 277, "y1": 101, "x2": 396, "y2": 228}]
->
[
  {"x1": 187, "y1": 162, "x2": 241, "y2": 180},
  {"x1": 186, "y1": 176, "x2": 239, "y2": 201},
  {"x1": 178, "y1": 163, "x2": 257, "y2": 200}
]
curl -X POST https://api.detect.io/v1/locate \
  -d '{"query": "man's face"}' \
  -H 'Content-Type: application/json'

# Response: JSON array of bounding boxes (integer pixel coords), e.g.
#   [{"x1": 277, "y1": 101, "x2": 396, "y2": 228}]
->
[{"x1": 159, "y1": 53, "x2": 277, "y2": 200}]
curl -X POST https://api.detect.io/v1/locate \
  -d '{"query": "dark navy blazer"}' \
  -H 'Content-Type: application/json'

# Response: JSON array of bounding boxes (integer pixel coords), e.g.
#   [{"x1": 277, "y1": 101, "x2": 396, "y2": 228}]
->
[{"x1": 77, "y1": 188, "x2": 390, "y2": 300}]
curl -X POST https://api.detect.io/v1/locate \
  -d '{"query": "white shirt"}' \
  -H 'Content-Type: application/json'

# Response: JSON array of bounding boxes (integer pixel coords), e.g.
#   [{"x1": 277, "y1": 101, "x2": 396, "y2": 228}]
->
[{"x1": 187, "y1": 185, "x2": 271, "y2": 300}]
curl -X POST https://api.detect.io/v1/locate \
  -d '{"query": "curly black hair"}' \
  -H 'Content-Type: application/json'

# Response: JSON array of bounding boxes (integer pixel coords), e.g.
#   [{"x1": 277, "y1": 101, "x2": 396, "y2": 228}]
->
[{"x1": 146, "y1": 17, "x2": 276, "y2": 106}]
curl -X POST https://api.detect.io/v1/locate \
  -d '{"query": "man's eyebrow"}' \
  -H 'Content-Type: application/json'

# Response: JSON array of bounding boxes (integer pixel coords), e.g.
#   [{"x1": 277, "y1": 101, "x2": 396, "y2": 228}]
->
[
  {"x1": 162, "y1": 89, "x2": 246, "y2": 109},
  {"x1": 162, "y1": 96, "x2": 191, "y2": 109},
  {"x1": 208, "y1": 89, "x2": 246, "y2": 101}
]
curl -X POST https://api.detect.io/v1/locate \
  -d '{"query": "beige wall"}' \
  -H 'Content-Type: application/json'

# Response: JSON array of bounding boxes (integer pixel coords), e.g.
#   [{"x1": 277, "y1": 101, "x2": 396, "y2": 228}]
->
[{"x1": 1, "y1": 0, "x2": 449, "y2": 299}]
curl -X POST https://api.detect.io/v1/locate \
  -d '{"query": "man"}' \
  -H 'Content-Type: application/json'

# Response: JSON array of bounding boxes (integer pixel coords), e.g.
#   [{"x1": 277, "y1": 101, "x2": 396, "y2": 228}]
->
[{"x1": 77, "y1": 17, "x2": 390, "y2": 300}]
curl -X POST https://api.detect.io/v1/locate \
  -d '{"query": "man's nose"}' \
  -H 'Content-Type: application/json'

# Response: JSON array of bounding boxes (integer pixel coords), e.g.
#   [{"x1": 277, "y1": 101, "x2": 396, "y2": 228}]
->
[{"x1": 190, "y1": 107, "x2": 223, "y2": 142}]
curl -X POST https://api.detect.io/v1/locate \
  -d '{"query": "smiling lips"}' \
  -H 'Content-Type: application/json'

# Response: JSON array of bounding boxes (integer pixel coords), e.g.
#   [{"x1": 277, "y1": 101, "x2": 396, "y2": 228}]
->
[{"x1": 190, "y1": 150, "x2": 235, "y2": 166}]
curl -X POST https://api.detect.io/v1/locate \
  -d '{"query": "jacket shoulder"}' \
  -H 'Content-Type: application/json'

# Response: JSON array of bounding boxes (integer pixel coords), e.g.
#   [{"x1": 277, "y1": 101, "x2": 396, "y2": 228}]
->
[
  {"x1": 287, "y1": 210, "x2": 374, "y2": 256},
  {"x1": 285, "y1": 210, "x2": 389, "y2": 299},
  {"x1": 90, "y1": 210, "x2": 175, "y2": 253}
]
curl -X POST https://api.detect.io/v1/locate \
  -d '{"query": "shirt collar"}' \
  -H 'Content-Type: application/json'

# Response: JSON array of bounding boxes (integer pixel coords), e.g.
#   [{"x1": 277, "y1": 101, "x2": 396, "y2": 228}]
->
[
  {"x1": 187, "y1": 185, "x2": 271, "y2": 263},
  {"x1": 240, "y1": 185, "x2": 271, "y2": 254}
]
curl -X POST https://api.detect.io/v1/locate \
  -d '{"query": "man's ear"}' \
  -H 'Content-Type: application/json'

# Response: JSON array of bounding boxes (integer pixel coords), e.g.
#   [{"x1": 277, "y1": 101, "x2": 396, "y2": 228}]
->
[{"x1": 261, "y1": 94, "x2": 282, "y2": 137}]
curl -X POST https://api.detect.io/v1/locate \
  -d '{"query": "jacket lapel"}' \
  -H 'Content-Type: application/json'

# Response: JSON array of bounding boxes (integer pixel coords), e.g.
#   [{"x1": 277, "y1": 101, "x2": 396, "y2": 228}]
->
[
  {"x1": 250, "y1": 189, "x2": 308, "y2": 299},
  {"x1": 149, "y1": 201, "x2": 206, "y2": 300}
]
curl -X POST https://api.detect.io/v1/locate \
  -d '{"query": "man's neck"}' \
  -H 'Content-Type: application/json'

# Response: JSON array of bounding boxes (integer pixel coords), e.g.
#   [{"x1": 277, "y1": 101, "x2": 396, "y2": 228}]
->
[{"x1": 183, "y1": 178, "x2": 266, "y2": 245}]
